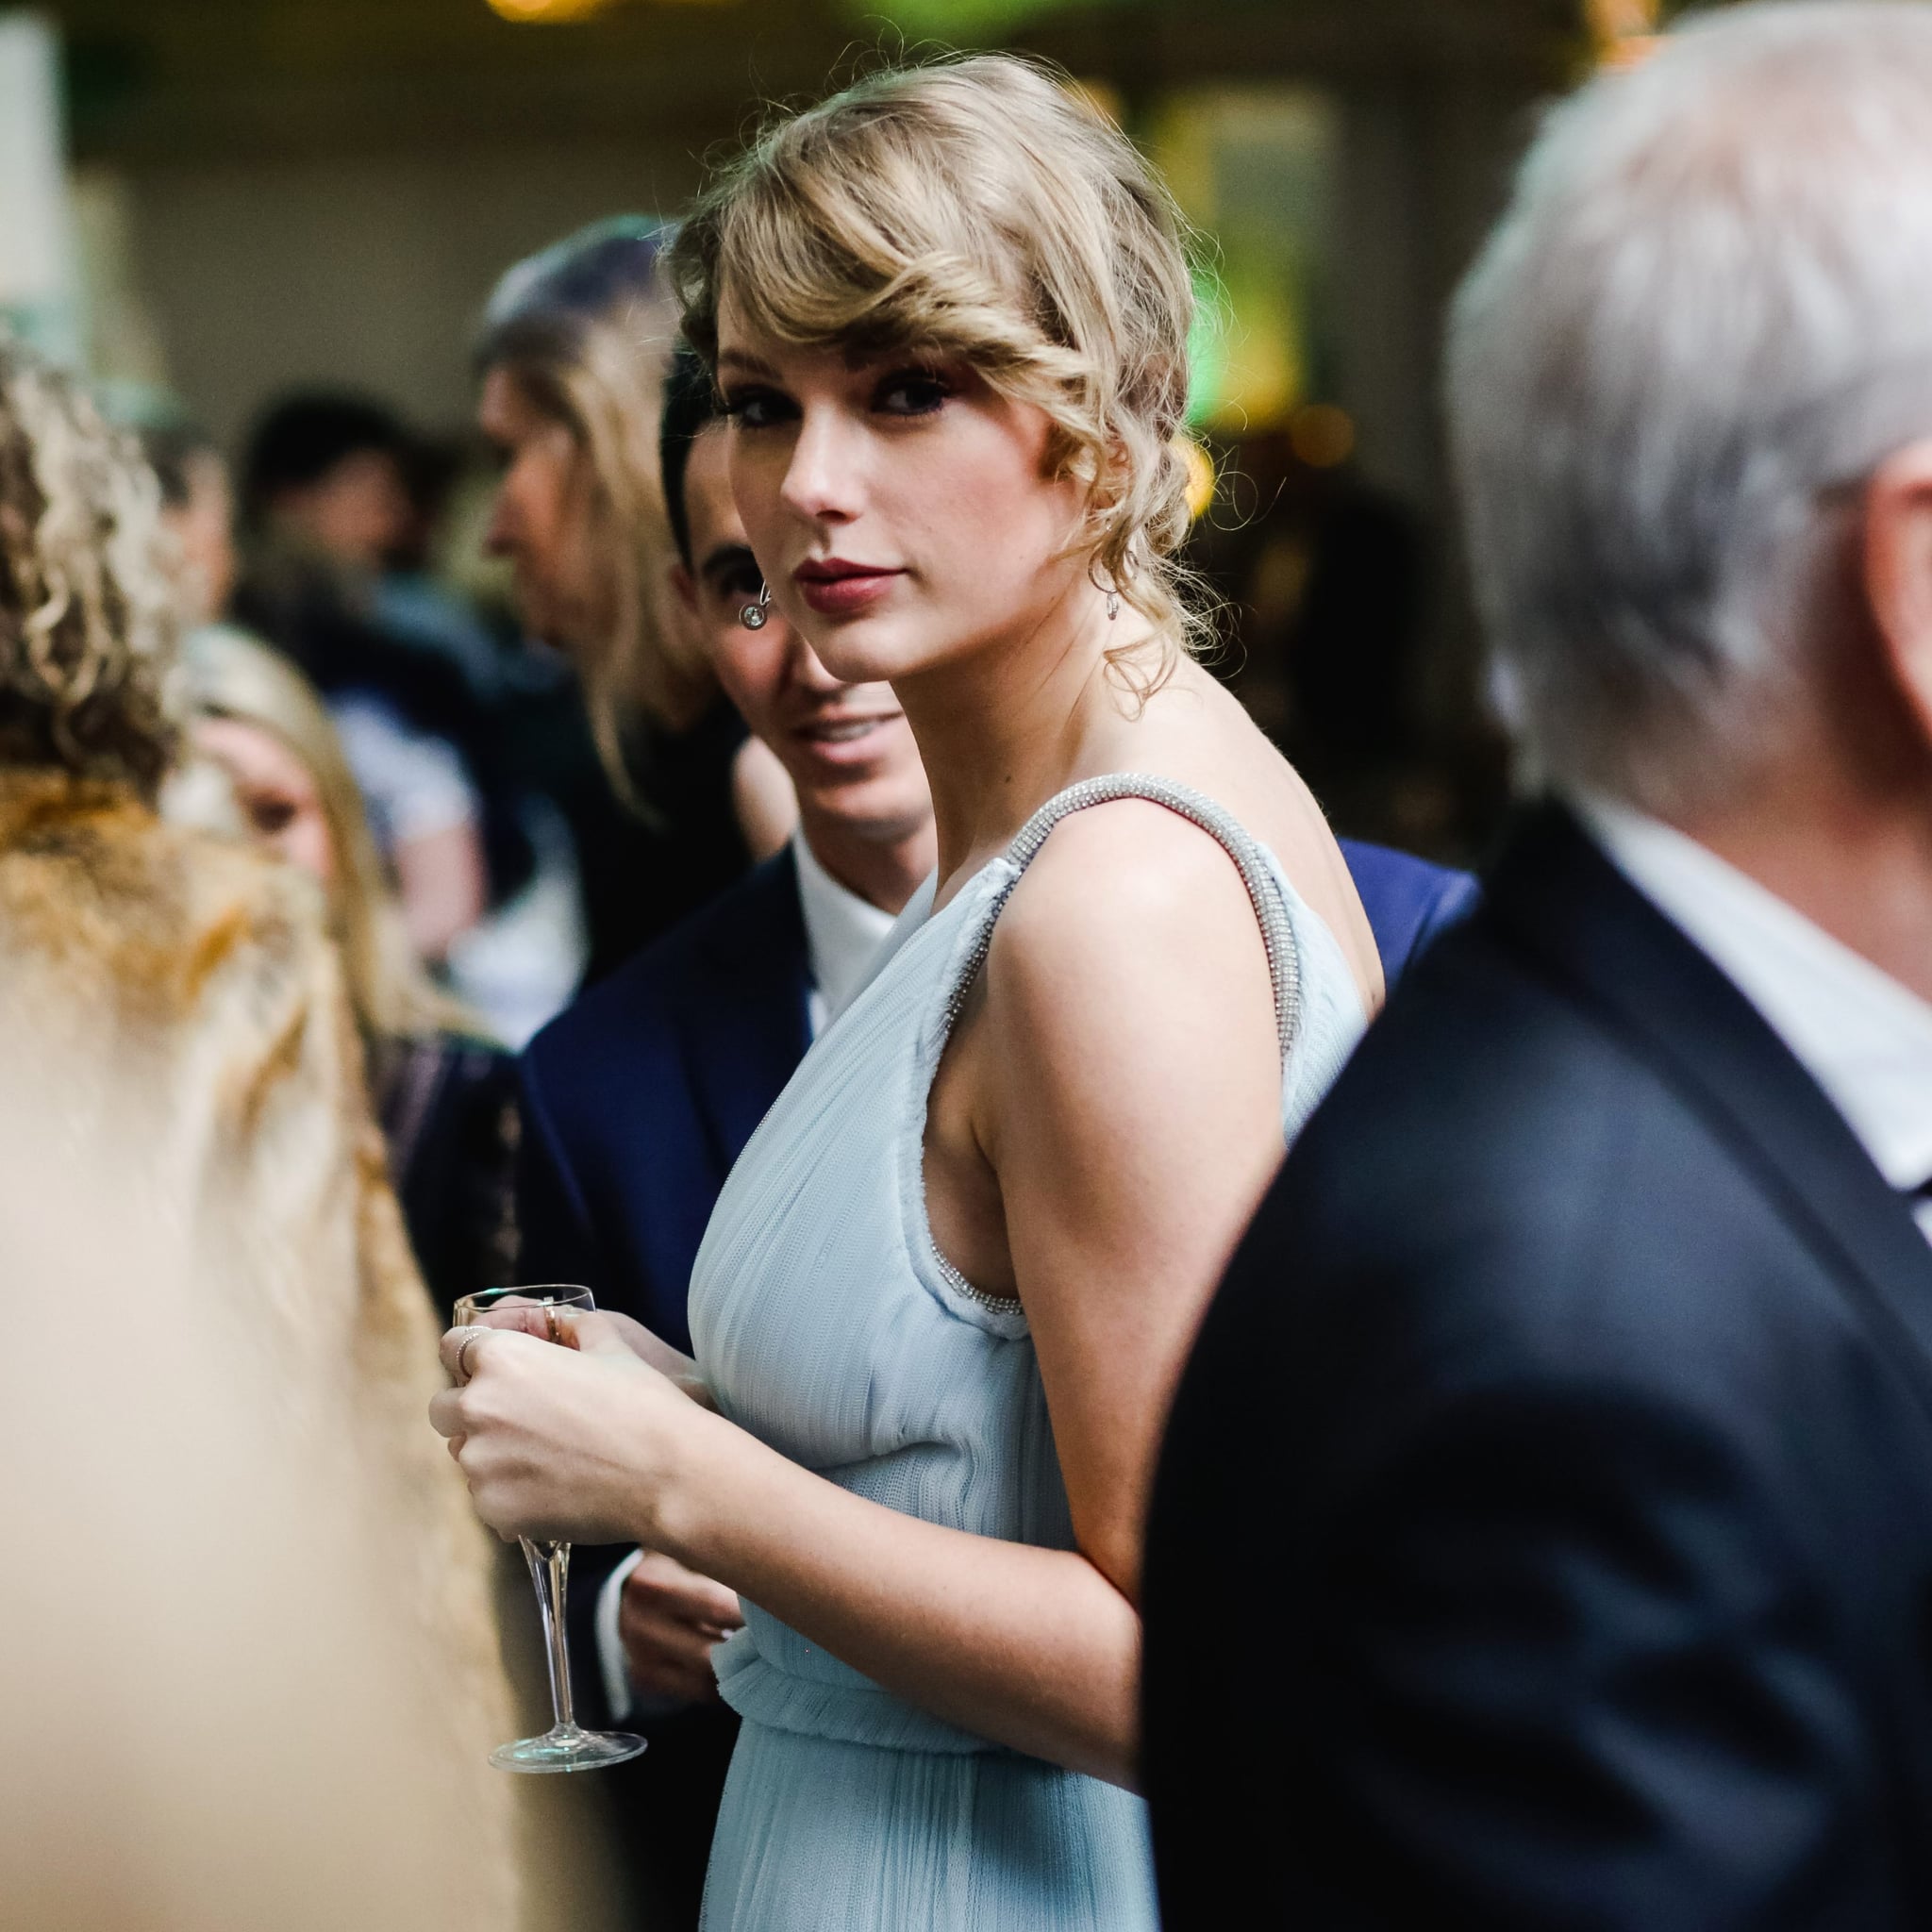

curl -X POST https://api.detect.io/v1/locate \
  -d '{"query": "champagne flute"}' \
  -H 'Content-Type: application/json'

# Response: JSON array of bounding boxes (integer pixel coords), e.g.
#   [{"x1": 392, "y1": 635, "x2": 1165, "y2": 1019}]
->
[{"x1": 452, "y1": 1284, "x2": 648, "y2": 1774}]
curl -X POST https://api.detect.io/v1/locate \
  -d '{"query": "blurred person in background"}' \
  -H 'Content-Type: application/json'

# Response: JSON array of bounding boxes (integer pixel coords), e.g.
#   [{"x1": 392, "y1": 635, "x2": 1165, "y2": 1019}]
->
[
  {"x1": 235, "y1": 391, "x2": 494, "y2": 961},
  {"x1": 0, "y1": 1077, "x2": 490, "y2": 1932},
  {"x1": 475, "y1": 216, "x2": 794, "y2": 984},
  {"x1": 1195, "y1": 424, "x2": 1444, "y2": 845},
  {"x1": 515, "y1": 341, "x2": 939, "y2": 1925},
  {"x1": 1145, "y1": 8, "x2": 1932, "y2": 1924},
  {"x1": 180, "y1": 625, "x2": 519, "y2": 1317},
  {"x1": 0, "y1": 337, "x2": 520, "y2": 1924},
  {"x1": 138, "y1": 412, "x2": 239, "y2": 626},
  {"x1": 236, "y1": 391, "x2": 581, "y2": 1041}
]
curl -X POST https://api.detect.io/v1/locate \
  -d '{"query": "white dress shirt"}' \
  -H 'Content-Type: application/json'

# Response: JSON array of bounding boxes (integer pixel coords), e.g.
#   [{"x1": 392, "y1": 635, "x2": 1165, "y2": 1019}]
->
[
  {"x1": 792, "y1": 829, "x2": 901, "y2": 1037},
  {"x1": 1579, "y1": 797, "x2": 1932, "y2": 1246},
  {"x1": 596, "y1": 829, "x2": 901, "y2": 1719}
]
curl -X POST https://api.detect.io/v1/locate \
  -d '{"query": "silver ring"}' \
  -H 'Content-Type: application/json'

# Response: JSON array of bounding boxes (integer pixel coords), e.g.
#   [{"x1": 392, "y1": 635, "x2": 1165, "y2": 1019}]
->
[{"x1": 455, "y1": 1327, "x2": 485, "y2": 1382}]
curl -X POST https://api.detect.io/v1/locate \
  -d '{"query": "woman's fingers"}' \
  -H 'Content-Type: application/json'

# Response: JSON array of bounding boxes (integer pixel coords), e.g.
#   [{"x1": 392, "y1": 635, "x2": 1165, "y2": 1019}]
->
[
  {"x1": 552, "y1": 1308, "x2": 628, "y2": 1357},
  {"x1": 427, "y1": 1385, "x2": 467, "y2": 1441},
  {"x1": 422, "y1": 1329, "x2": 661, "y2": 1545},
  {"x1": 592, "y1": 1308, "x2": 710, "y2": 1393},
  {"x1": 439, "y1": 1324, "x2": 484, "y2": 1384}
]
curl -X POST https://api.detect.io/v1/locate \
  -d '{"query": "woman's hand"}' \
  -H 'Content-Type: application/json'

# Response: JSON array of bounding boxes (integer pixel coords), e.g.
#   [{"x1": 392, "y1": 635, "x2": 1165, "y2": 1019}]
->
[
  {"x1": 590, "y1": 1308, "x2": 718, "y2": 1409},
  {"x1": 429, "y1": 1317, "x2": 708, "y2": 1546}
]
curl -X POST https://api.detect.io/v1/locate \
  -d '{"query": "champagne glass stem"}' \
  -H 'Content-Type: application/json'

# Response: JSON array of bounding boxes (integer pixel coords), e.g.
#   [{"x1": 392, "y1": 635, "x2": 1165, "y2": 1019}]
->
[{"x1": 524, "y1": 1537, "x2": 576, "y2": 1733}]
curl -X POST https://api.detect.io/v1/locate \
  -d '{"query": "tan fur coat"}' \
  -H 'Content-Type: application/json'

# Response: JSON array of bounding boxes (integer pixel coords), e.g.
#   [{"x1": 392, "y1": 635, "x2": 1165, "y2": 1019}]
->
[{"x1": 0, "y1": 771, "x2": 518, "y2": 1924}]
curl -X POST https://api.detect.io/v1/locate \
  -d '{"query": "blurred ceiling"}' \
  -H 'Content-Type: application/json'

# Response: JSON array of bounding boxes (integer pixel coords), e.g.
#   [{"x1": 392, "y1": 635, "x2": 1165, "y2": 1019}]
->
[{"x1": 45, "y1": 0, "x2": 1579, "y2": 163}]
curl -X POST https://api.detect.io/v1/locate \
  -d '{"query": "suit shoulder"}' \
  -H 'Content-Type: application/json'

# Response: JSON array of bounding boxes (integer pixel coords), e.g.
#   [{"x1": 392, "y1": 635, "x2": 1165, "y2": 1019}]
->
[
  {"x1": 1265, "y1": 917, "x2": 1851, "y2": 1393},
  {"x1": 525, "y1": 850, "x2": 800, "y2": 1079}
]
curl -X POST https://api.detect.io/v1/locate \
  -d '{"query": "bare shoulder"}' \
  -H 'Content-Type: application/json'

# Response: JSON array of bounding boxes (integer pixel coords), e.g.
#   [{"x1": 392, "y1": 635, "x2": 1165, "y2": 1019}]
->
[{"x1": 984, "y1": 797, "x2": 1276, "y2": 1034}]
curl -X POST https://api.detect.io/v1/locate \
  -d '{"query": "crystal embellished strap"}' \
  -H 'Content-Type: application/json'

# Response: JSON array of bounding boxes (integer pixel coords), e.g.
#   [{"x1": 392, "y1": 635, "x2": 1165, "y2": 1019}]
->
[{"x1": 940, "y1": 773, "x2": 1302, "y2": 1058}]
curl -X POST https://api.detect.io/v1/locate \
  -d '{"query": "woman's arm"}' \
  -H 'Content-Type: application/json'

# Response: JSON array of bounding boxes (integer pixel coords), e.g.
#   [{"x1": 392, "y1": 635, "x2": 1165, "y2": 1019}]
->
[
  {"x1": 434, "y1": 804, "x2": 1284, "y2": 1785},
  {"x1": 969, "y1": 805, "x2": 1287, "y2": 1599},
  {"x1": 436, "y1": 1328, "x2": 1141, "y2": 1779}
]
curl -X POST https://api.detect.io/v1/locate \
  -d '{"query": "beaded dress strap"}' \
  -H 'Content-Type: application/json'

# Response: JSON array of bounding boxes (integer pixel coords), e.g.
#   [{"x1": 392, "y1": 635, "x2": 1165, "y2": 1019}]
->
[
  {"x1": 940, "y1": 772, "x2": 1302, "y2": 1059},
  {"x1": 925, "y1": 774, "x2": 1305, "y2": 1318}
]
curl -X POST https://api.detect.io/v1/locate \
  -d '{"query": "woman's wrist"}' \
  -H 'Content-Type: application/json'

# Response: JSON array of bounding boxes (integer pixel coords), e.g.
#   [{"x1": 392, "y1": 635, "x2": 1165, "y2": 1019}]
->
[{"x1": 631, "y1": 1391, "x2": 743, "y2": 1568}]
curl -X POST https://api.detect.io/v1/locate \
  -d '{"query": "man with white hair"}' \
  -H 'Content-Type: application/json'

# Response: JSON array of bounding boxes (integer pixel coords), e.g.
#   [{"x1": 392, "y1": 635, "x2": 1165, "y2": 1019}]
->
[{"x1": 1141, "y1": 7, "x2": 1932, "y2": 1924}]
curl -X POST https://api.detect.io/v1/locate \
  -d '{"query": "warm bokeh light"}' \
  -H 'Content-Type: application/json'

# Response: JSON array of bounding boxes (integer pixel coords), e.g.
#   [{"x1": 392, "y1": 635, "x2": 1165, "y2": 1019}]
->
[
  {"x1": 485, "y1": 0, "x2": 621, "y2": 21},
  {"x1": 1289, "y1": 402, "x2": 1355, "y2": 469},
  {"x1": 1177, "y1": 437, "x2": 1216, "y2": 521},
  {"x1": 1588, "y1": 0, "x2": 1661, "y2": 67}
]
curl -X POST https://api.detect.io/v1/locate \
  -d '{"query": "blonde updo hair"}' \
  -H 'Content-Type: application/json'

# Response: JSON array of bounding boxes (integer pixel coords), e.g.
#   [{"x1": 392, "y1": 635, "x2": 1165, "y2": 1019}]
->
[
  {"x1": 669, "y1": 54, "x2": 1205, "y2": 680},
  {"x1": 0, "y1": 338, "x2": 179, "y2": 797}
]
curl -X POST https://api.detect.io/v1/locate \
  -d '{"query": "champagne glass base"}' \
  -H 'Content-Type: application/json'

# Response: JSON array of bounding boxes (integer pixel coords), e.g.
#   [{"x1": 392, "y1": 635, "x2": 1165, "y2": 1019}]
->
[{"x1": 489, "y1": 1723, "x2": 648, "y2": 1774}]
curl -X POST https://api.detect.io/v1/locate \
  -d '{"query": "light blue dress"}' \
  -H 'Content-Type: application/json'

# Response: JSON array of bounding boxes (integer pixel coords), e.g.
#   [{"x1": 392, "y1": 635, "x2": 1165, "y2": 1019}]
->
[{"x1": 688, "y1": 774, "x2": 1369, "y2": 1930}]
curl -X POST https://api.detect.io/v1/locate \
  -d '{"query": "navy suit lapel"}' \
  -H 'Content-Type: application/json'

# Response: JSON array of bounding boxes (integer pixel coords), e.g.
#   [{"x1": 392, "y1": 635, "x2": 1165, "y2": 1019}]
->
[
  {"x1": 1486, "y1": 803, "x2": 1932, "y2": 1389},
  {"x1": 680, "y1": 846, "x2": 813, "y2": 1173}
]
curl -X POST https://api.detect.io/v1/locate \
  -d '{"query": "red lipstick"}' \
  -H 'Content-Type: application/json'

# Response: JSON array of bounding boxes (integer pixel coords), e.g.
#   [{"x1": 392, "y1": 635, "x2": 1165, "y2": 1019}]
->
[{"x1": 793, "y1": 558, "x2": 903, "y2": 618}]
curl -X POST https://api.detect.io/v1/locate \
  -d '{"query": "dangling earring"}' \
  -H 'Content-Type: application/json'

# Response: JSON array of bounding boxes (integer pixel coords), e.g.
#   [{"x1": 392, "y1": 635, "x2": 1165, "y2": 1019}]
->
[
  {"x1": 741, "y1": 582, "x2": 772, "y2": 630},
  {"x1": 1106, "y1": 587, "x2": 1121, "y2": 622}
]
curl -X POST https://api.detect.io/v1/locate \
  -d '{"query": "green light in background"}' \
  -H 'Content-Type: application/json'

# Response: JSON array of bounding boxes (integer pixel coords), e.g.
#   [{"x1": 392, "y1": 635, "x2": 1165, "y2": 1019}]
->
[
  {"x1": 839, "y1": 0, "x2": 1130, "y2": 38},
  {"x1": 1186, "y1": 267, "x2": 1229, "y2": 428},
  {"x1": 1158, "y1": 87, "x2": 1334, "y2": 437}
]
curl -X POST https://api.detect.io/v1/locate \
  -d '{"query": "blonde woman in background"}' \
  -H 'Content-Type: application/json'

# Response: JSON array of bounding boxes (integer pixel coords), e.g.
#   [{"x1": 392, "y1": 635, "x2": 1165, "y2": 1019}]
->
[
  {"x1": 182, "y1": 625, "x2": 520, "y2": 1316},
  {"x1": 475, "y1": 217, "x2": 796, "y2": 977},
  {"x1": 0, "y1": 338, "x2": 520, "y2": 1924},
  {"x1": 436, "y1": 57, "x2": 1379, "y2": 1930}
]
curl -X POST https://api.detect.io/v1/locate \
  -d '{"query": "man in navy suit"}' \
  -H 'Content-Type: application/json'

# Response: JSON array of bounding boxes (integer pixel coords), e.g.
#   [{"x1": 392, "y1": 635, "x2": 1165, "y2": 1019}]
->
[
  {"x1": 517, "y1": 345, "x2": 1476, "y2": 1920},
  {"x1": 1144, "y1": 11, "x2": 1932, "y2": 1924}
]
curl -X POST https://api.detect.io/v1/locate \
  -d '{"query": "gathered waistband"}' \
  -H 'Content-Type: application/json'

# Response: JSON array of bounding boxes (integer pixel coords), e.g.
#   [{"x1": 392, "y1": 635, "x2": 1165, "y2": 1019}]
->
[{"x1": 713, "y1": 1626, "x2": 998, "y2": 1757}]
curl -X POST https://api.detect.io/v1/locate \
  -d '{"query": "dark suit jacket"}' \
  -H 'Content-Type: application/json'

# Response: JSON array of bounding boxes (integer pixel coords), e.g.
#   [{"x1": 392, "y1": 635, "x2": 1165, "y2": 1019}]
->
[
  {"x1": 514, "y1": 850, "x2": 808, "y2": 1925},
  {"x1": 1143, "y1": 805, "x2": 1932, "y2": 1929},
  {"x1": 518, "y1": 845, "x2": 811, "y2": 1356}
]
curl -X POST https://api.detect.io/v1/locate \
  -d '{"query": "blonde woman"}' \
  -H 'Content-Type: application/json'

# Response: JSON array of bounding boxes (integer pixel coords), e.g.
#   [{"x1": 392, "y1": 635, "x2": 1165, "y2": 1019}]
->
[
  {"x1": 183, "y1": 625, "x2": 519, "y2": 1315},
  {"x1": 0, "y1": 339, "x2": 517, "y2": 1924},
  {"x1": 475, "y1": 217, "x2": 795, "y2": 976},
  {"x1": 434, "y1": 56, "x2": 1381, "y2": 1928}
]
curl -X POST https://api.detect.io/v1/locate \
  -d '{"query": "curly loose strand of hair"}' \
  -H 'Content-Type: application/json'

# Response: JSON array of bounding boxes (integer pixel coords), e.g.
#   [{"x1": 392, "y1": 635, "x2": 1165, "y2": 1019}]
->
[{"x1": 0, "y1": 339, "x2": 179, "y2": 796}]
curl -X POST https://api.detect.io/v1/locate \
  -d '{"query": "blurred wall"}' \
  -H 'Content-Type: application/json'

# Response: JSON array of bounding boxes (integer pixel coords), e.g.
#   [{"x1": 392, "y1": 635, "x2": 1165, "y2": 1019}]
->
[
  {"x1": 115, "y1": 135, "x2": 702, "y2": 441},
  {"x1": 53, "y1": 0, "x2": 1564, "y2": 840},
  {"x1": 0, "y1": 13, "x2": 78, "y2": 356},
  {"x1": 58, "y1": 0, "x2": 1560, "y2": 469}
]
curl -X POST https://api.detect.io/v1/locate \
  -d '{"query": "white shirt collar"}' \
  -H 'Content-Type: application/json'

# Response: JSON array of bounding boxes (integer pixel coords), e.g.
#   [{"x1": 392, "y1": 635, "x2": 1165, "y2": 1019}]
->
[
  {"x1": 1576, "y1": 795, "x2": 1932, "y2": 1237},
  {"x1": 792, "y1": 830, "x2": 898, "y2": 1038}
]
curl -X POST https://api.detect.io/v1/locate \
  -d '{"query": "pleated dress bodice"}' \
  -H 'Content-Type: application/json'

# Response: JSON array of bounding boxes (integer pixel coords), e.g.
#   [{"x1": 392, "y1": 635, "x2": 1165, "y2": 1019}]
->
[{"x1": 687, "y1": 774, "x2": 1369, "y2": 1929}]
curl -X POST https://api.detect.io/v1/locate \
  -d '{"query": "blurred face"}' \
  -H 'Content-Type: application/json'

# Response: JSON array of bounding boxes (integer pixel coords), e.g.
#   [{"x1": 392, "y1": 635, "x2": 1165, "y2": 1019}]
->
[
  {"x1": 192, "y1": 716, "x2": 335, "y2": 886},
  {"x1": 477, "y1": 365, "x2": 608, "y2": 650},
  {"x1": 715, "y1": 299, "x2": 1091, "y2": 688},
  {"x1": 163, "y1": 451, "x2": 238, "y2": 625},
  {"x1": 272, "y1": 448, "x2": 413, "y2": 574},
  {"x1": 674, "y1": 425, "x2": 930, "y2": 842}
]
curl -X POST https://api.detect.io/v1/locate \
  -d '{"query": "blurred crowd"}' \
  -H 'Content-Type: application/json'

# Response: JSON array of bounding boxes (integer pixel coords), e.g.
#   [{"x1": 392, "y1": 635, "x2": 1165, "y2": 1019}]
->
[
  {"x1": 10, "y1": 8, "x2": 1932, "y2": 1931},
  {"x1": 108, "y1": 224, "x2": 801, "y2": 1326}
]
